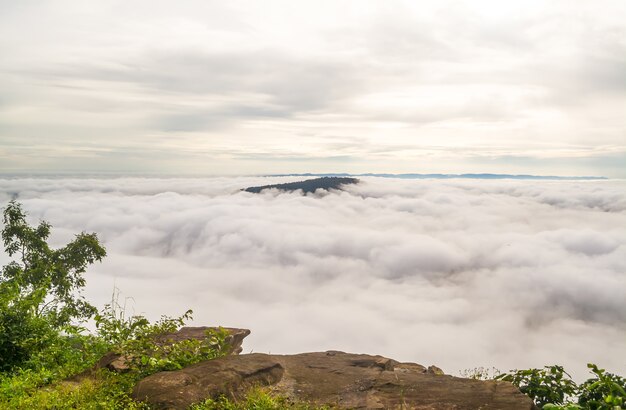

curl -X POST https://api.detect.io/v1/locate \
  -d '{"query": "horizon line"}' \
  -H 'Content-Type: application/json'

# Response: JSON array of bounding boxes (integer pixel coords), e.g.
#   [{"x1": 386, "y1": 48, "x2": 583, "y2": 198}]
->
[{"x1": 0, "y1": 172, "x2": 610, "y2": 180}]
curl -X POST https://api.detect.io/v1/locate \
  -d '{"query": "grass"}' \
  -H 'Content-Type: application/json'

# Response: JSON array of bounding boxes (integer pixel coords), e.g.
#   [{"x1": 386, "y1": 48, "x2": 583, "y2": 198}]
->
[
  {"x1": 0, "y1": 339, "x2": 147, "y2": 410},
  {"x1": 0, "y1": 370, "x2": 146, "y2": 410},
  {"x1": 190, "y1": 387, "x2": 333, "y2": 410},
  {"x1": 1, "y1": 367, "x2": 332, "y2": 410}
]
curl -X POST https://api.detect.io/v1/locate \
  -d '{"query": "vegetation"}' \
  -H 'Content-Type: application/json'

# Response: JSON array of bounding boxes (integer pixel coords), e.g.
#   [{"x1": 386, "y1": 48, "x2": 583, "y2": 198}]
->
[
  {"x1": 190, "y1": 387, "x2": 332, "y2": 410},
  {"x1": 1, "y1": 200, "x2": 105, "y2": 371},
  {"x1": 0, "y1": 201, "x2": 230, "y2": 409},
  {"x1": 95, "y1": 292, "x2": 230, "y2": 377},
  {"x1": 459, "y1": 366, "x2": 501, "y2": 380},
  {"x1": 0, "y1": 368, "x2": 145, "y2": 409},
  {"x1": 496, "y1": 364, "x2": 626, "y2": 409}
]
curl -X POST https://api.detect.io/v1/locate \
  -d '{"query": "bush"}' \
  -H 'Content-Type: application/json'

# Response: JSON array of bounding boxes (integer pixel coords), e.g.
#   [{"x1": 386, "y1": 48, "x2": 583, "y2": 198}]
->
[
  {"x1": 578, "y1": 364, "x2": 626, "y2": 410},
  {"x1": 0, "y1": 302, "x2": 56, "y2": 372},
  {"x1": 498, "y1": 364, "x2": 626, "y2": 409},
  {"x1": 0, "y1": 293, "x2": 229, "y2": 409},
  {"x1": 496, "y1": 365, "x2": 577, "y2": 407}
]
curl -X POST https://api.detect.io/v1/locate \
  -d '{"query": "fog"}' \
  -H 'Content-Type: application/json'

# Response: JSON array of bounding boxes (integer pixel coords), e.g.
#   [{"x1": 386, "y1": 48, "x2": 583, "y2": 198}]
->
[{"x1": 0, "y1": 176, "x2": 624, "y2": 380}]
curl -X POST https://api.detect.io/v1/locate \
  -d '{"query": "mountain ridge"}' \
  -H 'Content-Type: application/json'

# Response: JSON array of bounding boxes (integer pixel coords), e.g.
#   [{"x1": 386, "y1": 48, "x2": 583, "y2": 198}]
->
[{"x1": 266, "y1": 172, "x2": 607, "y2": 180}]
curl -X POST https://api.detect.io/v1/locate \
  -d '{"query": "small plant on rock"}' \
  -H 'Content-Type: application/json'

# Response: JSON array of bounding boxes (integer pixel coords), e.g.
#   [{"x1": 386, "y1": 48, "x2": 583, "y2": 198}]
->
[
  {"x1": 190, "y1": 387, "x2": 333, "y2": 410},
  {"x1": 459, "y1": 367, "x2": 501, "y2": 380}
]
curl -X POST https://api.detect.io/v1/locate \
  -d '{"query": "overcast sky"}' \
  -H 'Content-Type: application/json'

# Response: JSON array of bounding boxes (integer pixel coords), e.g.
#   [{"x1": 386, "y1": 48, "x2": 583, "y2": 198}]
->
[{"x1": 1, "y1": 1, "x2": 625, "y2": 176}]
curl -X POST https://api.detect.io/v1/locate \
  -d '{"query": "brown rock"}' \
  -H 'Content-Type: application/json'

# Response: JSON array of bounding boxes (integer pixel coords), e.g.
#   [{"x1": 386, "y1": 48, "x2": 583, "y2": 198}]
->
[
  {"x1": 133, "y1": 353, "x2": 284, "y2": 409},
  {"x1": 427, "y1": 365, "x2": 445, "y2": 375},
  {"x1": 96, "y1": 351, "x2": 132, "y2": 373},
  {"x1": 132, "y1": 351, "x2": 536, "y2": 409},
  {"x1": 65, "y1": 351, "x2": 131, "y2": 382},
  {"x1": 155, "y1": 327, "x2": 251, "y2": 355},
  {"x1": 67, "y1": 327, "x2": 250, "y2": 382},
  {"x1": 101, "y1": 326, "x2": 250, "y2": 373}
]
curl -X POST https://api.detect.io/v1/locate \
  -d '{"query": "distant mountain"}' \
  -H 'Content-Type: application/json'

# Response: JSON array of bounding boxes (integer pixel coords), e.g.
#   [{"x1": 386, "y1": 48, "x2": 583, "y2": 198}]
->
[
  {"x1": 267, "y1": 173, "x2": 606, "y2": 180},
  {"x1": 244, "y1": 177, "x2": 359, "y2": 194}
]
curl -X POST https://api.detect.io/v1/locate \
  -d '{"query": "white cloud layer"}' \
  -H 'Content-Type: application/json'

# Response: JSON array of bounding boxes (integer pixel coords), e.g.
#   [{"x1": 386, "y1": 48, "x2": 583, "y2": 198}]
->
[{"x1": 1, "y1": 177, "x2": 625, "y2": 380}]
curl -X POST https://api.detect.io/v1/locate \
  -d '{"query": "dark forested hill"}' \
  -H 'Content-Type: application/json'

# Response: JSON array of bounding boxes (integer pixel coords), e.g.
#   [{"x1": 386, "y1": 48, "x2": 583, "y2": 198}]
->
[{"x1": 244, "y1": 177, "x2": 359, "y2": 194}]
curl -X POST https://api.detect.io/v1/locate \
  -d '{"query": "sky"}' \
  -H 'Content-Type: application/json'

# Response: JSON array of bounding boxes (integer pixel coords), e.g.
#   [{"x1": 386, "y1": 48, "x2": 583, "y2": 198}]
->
[
  {"x1": 0, "y1": 176, "x2": 624, "y2": 380},
  {"x1": 1, "y1": 0, "x2": 625, "y2": 177}
]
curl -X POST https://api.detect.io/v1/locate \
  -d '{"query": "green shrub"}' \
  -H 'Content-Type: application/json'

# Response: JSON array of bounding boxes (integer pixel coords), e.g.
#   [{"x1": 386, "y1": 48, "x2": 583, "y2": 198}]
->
[
  {"x1": 0, "y1": 298, "x2": 228, "y2": 409},
  {"x1": 578, "y1": 364, "x2": 626, "y2": 410},
  {"x1": 498, "y1": 364, "x2": 626, "y2": 409},
  {"x1": 496, "y1": 365, "x2": 577, "y2": 407},
  {"x1": 0, "y1": 331, "x2": 118, "y2": 410},
  {"x1": 0, "y1": 301, "x2": 57, "y2": 372}
]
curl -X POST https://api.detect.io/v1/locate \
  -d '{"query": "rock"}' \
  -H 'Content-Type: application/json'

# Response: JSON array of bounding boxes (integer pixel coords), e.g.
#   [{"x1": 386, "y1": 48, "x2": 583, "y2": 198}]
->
[
  {"x1": 155, "y1": 327, "x2": 251, "y2": 355},
  {"x1": 133, "y1": 353, "x2": 283, "y2": 409},
  {"x1": 64, "y1": 351, "x2": 130, "y2": 382},
  {"x1": 132, "y1": 351, "x2": 536, "y2": 409},
  {"x1": 96, "y1": 351, "x2": 131, "y2": 373},
  {"x1": 427, "y1": 365, "x2": 445, "y2": 375},
  {"x1": 67, "y1": 327, "x2": 250, "y2": 382}
]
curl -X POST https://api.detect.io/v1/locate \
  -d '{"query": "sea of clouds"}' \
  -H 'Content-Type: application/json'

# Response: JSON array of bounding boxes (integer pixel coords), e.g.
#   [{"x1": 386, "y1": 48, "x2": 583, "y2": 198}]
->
[{"x1": 0, "y1": 176, "x2": 624, "y2": 380}]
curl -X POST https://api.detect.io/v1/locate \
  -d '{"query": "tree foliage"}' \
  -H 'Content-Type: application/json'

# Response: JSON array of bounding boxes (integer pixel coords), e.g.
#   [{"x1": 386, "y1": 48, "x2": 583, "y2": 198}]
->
[{"x1": 0, "y1": 200, "x2": 106, "y2": 370}]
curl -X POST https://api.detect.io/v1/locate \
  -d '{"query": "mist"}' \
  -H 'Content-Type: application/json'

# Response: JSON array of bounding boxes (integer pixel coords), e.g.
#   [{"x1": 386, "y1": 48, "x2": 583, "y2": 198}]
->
[{"x1": 0, "y1": 176, "x2": 624, "y2": 380}]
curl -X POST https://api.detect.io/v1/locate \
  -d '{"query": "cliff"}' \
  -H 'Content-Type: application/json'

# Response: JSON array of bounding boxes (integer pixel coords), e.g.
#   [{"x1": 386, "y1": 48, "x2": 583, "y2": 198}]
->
[{"x1": 112, "y1": 327, "x2": 536, "y2": 409}]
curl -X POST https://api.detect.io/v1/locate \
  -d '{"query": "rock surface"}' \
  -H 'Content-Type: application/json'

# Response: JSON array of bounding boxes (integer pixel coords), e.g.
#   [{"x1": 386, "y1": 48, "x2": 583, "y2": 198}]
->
[
  {"x1": 155, "y1": 326, "x2": 251, "y2": 355},
  {"x1": 100, "y1": 326, "x2": 249, "y2": 373},
  {"x1": 133, "y1": 351, "x2": 536, "y2": 409},
  {"x1": 68, "y1": 327, "x2": 250, "y2": 381}
]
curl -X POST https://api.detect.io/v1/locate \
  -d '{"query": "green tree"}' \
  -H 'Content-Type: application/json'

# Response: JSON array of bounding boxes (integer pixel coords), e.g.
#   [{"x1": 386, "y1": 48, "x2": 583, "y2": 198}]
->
[{"x1": 0, "y1": 200, "x2": 106, "y2": 371}]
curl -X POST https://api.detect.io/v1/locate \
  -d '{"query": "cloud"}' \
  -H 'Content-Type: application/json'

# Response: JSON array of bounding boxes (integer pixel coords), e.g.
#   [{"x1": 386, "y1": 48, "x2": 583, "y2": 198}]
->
[
  {"x1": 1, "y1": 1, "x2": 625, "y2": 176},
  {"x1": 0, "y1": 176, "x2": 624, "y2": 380}
]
